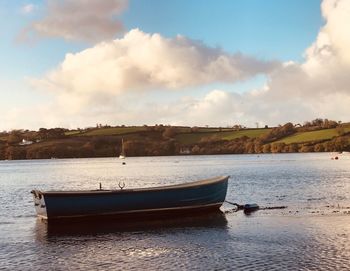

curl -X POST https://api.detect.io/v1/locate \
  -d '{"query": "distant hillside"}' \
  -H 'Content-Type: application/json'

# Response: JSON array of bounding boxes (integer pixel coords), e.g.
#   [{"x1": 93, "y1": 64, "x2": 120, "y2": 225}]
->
[
  {"x1": 275, "y1": 127, "x2": 348, "y2": 144},
  {"x1": 1, "y1": 119, "x2": 349, "y2": 160}
]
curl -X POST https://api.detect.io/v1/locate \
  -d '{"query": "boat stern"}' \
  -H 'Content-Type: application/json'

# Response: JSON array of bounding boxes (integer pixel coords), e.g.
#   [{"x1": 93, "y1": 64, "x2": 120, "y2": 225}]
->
[{"x1": 31, "y1": 190, "x2": 48, "y2": 219}]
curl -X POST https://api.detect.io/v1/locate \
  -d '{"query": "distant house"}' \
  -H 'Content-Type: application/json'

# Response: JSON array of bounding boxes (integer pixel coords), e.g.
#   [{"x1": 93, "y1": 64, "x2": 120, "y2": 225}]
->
[{"x1": 19, "y1": 139, "x2": 33, "y2": 146}]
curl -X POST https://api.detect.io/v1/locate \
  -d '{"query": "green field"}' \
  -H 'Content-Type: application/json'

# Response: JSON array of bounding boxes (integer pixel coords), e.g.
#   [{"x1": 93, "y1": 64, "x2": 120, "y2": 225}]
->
[
  {"x1": 65, "y1": 130, "x2": 81, "y2": 136},
  {"x1": 71, "y1": 126, "x2": 238, "y2": 139},
  {"x1": 277, "y1": 129, "x2": 338, "y2": 144},
  {"x1": 176, "y1": 128, "x2": 270, "y2": 145},
  {"x1": 75, "y1": 127, "x2": 148, "y2": 136},
  {"x1": 175, "y1": 132, "x2": 217, "y2": 145},
  {"x1": 64, "y1": 124, "x2": 350, "y2": 145},
  {"x1": 196, "y1": 127, "x2": 235, "y2": 132},
  {"x1": 221, "y1": 129, "x2": 271, "y2": 140}
]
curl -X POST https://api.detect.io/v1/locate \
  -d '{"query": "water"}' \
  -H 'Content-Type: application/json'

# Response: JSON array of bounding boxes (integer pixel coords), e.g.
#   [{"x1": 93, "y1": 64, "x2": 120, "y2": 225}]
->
[{"x1": 1, "y1": 153, "x2": 350, "y2": 270}]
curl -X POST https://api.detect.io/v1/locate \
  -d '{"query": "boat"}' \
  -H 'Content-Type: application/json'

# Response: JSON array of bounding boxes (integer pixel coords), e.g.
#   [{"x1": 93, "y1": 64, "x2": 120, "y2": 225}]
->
[
  {"x1": 31, "y1": 175, "x2": 229, "y2": 221},
  {"x1": 119, "y1": 138, "x2": 126, "y2": 159}
]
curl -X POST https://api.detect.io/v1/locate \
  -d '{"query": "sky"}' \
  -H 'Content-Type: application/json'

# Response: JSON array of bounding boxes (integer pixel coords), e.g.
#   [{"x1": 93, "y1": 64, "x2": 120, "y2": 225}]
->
[{"x1": 1, "y1": 0, "x2": 349, "y2": 130}]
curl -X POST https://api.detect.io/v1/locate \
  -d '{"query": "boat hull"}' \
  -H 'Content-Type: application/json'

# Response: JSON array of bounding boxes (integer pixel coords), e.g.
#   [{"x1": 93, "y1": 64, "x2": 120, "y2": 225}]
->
[{"x1": 31, "y1": 176, "x2": 229, "y2": 220}]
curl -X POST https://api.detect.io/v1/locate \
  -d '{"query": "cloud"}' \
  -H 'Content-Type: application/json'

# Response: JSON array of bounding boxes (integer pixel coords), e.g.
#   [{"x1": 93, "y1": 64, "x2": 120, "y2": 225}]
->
[
  {"x1": 104, "y1": 0, "x2": 350, "y2": 127},
  {"x1": 179, "y1": 0, "x2": 350, "y2": 127},
  {"x1": 21, "y1": 4, "x2": 36, "y2": 14},
  {"x1": 19, "y1": 0, "x2": 127, "y2": 43},
  {"x1": 298, "y1": 0, "x2": 350, "y2": 97},
  {"x1": 10, "y1": 0, "x2": 350, "y2": 130},
  {"x1": 31, "y1": 29, "x2": 279, "y2": 111}
]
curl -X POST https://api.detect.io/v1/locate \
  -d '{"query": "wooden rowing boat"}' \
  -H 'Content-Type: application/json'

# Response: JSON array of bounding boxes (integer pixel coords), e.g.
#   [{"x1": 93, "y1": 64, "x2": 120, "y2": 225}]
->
[{"x1": 31, "y1": 176, "x2": 229, "y2": 220}]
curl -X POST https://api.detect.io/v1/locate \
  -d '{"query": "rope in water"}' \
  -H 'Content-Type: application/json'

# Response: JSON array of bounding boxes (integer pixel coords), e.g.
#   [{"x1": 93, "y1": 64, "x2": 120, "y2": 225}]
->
[
  {"x1": 225, "y1": 200, "x2": 244, "y2": 210},
  {"x1": 225, "y1": 200, "x2": 287, "y2": 212}
]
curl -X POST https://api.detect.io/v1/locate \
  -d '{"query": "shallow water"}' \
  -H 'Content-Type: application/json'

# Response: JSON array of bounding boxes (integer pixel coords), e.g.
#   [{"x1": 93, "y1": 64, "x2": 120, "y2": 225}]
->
[{"x1": 1, "y1": 153, "x2": 350, "y2": 270}]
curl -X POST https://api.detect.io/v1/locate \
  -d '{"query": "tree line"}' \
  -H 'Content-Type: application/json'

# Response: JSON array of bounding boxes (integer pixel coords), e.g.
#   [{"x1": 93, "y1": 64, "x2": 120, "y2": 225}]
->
[{"x1": 0, "y1": 119, "x2": 349, "y2": 160}]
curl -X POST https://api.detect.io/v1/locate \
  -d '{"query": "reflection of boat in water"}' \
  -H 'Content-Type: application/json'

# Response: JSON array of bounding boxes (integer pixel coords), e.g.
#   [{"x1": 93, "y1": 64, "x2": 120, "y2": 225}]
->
[
  {"x1": 119, "y1": 138, "x2": 126, "y2": 159},
  {"x1": 35, "y1": 212, "x2": 228, "y2": 238},
  {"x1": 31, "y1": 176, "x2": 229, "y2": 221}
]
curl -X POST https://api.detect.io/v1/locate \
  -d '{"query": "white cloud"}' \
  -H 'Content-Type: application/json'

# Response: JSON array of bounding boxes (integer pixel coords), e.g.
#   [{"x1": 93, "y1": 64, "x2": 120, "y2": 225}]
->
[
  {"x1": 7, "y1": 0, "x2": 350, "y2": 130},
  {"x1": 19, "y1": 0, "x2": 127, "y2": 43},
  {"x1": 21, "y1": 4, "x2": 35, "y2": 14},
  {"x1": 193, "y1": 0, "x2": 350, "y2": 127},
  {"x1": 113, "y1": 0, "x2": 350, "y2": 127},
  {"x1": 31, "y1": 29, "x2": 279, "y2": 112}
]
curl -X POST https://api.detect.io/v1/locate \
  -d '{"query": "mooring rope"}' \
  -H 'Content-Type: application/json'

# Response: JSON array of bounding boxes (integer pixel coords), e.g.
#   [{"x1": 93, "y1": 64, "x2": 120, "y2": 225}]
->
[
  {"x1": 225, "y1": 200, "x2": 287, "y2": 212},
  {"x1": 225, "y1": 200, "x2": 244, "y2": 210}
]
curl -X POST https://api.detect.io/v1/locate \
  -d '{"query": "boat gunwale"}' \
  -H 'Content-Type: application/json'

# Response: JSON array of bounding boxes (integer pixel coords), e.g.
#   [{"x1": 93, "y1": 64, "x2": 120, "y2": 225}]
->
[{"x1": 38, "y1": 176, "x2": 229, "y2": 197}]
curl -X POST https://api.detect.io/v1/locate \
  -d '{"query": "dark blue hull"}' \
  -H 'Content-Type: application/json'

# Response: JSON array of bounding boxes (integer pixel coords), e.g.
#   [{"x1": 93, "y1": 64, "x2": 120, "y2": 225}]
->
[{"x1": 32, "y1": 176, "x2": 229, "y2": 220}]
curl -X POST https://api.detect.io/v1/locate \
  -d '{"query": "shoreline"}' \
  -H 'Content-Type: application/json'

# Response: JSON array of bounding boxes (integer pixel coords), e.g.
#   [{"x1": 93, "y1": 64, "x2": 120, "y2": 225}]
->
[{"x1": 0, "y1": 150, "x2": 347, "y2": 161}]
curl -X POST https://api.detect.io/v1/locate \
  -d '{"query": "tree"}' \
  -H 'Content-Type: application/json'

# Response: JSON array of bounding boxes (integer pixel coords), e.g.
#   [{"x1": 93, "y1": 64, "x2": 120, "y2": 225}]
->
[
  {"x1": 190, "y1": 126, "x2": 199, "y2": 133},
  {"x1": 162, "y1": 127, "x2": 176, "y2": 139},
  {"x1": 336, "y1": 125, "x2": 346, "y2": 136},
  {"x1": 288, "y1": 143, "x2": 299, "y2": 153},
  {"x1": 191, "y1": 145, "x2": 200, "y2": 154},
  {"x1": 300, "y1": 145, "x2": 313, "y2": 152},
  {"x1": 334, "y1": 137, "x2": 348, "y2": 151},
  {"x1": 7, "y1": 130, "x2": 22, "y2": 144},
  {"x1": 271, "y1": 142, "x2": 286, "y2": 153},
  {"x1": 254, "y1": 139, "x2": 263, "y2": 153},
  {"x1": 260, "y1": 122, "x2": 296, "y2": 143},
  {"x1": 245, "y1": 141, "x2": 255, "y2": 153},
  {"x1": 5, "y1": 146, "x2": 26, "y2": 160},
  {"x1": 314, "y1": 144, "x2": 325, "y2": 152},
  {"x1": 262, "y1": 144, "x2": 271, "y2": 153},
  {"x1": 311, "y1": 118, "x2": 324, "y2": 127}
]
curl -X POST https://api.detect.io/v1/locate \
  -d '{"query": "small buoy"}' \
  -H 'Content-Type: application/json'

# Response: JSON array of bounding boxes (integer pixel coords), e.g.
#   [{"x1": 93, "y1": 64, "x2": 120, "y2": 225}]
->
[
  {"x1": 243, "y1": 203, "x2": 259, "y2": 213},
  {"x1": 335, "y1": 156, "x2": 339, "y2": 160},
  {"x1": 122, "y1": 162, "x2": 126, "y2": 165}
]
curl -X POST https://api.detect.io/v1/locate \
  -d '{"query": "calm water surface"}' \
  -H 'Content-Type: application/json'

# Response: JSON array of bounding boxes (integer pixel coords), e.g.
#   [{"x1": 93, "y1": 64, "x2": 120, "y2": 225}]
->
[{"x1": 0, "y1": 153, "x2": 350, "y2": 270}]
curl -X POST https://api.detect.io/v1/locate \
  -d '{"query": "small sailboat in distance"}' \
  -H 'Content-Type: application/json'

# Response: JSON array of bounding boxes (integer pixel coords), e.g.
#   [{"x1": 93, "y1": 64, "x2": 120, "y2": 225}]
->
[{"x1": 119, "y1": 138, "x2": 126, "y2": 159}]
